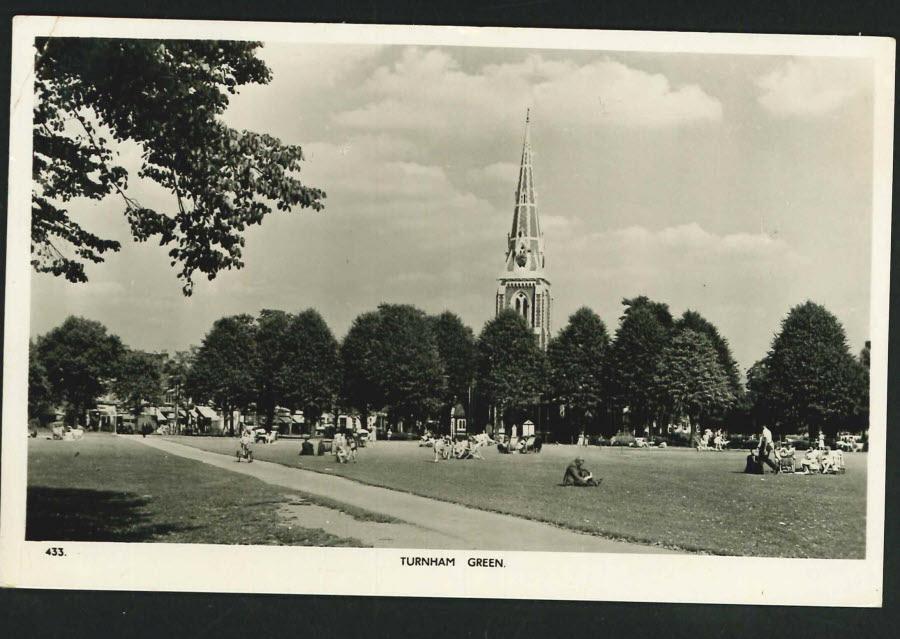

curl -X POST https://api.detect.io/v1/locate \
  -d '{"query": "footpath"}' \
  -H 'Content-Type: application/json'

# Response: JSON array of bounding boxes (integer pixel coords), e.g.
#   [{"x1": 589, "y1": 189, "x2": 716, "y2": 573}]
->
[{"x1": 132, "y1": 436, "x2": 676, "y2": 553}]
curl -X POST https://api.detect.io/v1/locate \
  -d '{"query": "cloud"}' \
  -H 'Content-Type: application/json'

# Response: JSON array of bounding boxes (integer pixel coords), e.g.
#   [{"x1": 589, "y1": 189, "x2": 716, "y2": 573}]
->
[
  {"x1": 572, "y1": 222, "x2": 800, "y2": 262},
  {"x1": 334, "y1": 48, "x2": 722, "y2": 136},
  {"x1": 756, "y1": 57, "x2": 871, "y2": 117},
  {"x1": 540, "y1": 215, "x2": 573, "y2": 231},
  {"x1": 468, "y1": 161, "x2": 519, "y2": 184}
]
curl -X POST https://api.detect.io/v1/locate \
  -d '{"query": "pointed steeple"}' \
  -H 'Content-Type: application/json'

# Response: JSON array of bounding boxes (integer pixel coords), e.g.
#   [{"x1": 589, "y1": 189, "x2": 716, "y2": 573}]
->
[
  {"x1": 510, "y1": 109, "x2": 540, "y2": 240},
  {"x1": 504, "y1": 109, "x2": 545, "y2": 275}
]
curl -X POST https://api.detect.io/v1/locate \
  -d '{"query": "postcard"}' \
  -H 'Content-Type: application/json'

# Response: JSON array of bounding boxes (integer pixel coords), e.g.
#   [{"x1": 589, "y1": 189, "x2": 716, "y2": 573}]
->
[{"x1": 1, "y1": 16, "x2": 893, "y2": 605}]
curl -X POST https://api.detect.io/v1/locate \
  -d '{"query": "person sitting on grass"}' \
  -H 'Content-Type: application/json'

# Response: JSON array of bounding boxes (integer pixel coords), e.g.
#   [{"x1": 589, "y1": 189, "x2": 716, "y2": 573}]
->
[
  {"x1": 562, "y1": 457, "x2": 599, "y2": 486},
  {"x1": 467, "y1": 436, "x2": 485, "y2": 459},
  {"x1": 473, "y1": 432, "x2": 495, "y2": 447},
  {"x1": 335, "y1": 438, "x2": 350, "y2": 464}
]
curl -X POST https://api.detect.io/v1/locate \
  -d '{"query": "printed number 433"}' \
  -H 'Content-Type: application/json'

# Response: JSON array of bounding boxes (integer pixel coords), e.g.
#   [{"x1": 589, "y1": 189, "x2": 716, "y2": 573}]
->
[{"x1": 45, "y1": 547, "x2": 65, "y2": 557}]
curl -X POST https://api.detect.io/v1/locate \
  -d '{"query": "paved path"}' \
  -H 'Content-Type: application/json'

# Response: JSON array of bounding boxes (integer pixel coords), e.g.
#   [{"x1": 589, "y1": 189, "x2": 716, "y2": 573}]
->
[{"x1": 132, "y1": 437, "x2": 676, "y2": 553}]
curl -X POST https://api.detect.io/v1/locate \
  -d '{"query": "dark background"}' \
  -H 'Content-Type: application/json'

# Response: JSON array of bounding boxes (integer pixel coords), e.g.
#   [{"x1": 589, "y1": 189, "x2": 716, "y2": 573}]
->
[{"x1": 1, "y1": 1, "x2": 897, "y2": 637}]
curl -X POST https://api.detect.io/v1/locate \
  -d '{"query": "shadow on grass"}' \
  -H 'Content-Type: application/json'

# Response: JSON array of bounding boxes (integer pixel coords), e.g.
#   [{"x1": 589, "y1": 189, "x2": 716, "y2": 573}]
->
[{"x1": 26, "y1": 486, "x2": 195, "y2": 542}]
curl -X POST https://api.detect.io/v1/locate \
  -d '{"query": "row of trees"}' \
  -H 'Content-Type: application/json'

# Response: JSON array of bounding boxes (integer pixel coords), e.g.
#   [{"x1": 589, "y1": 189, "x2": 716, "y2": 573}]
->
[
  {"x1": 28, "y1": 298, "x2": 869, "y2": 442},
  {"x1": 29, "y1": 316, "x2": 167, "y2": 426}
]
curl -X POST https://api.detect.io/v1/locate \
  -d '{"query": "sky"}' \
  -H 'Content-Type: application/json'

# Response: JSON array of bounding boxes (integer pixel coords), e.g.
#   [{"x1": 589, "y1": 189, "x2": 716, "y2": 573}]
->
[{"x1": 29, "y1": 43, "x2": 875, "y2": 372}]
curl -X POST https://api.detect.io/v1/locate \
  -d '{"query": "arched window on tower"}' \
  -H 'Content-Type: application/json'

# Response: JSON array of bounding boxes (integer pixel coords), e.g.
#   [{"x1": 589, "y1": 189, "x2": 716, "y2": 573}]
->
[{"x1": 512, "y1": 291, "x2": 531, "y2": 326}]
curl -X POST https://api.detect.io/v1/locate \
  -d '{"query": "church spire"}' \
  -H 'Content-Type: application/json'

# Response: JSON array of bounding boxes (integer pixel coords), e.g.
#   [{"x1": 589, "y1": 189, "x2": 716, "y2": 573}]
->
[
  {"x1": 510, "y1": 109, "x2": 541, "y2": 242},
  {"x1": 504, "y1": 110, "x2": 545, "y2": 275}
]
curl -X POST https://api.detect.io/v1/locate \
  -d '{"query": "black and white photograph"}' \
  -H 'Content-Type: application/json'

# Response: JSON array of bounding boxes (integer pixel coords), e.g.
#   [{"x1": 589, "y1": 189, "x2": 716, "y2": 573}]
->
[{"x1": 1, "y1": 17, "x2": 893, "y2": 605}]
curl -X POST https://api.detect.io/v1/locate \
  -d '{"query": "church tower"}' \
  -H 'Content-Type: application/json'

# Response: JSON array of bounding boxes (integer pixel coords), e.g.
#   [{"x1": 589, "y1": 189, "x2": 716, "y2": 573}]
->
[{"x1": 496, "y1": 110, "x2": 552, "y2": 350}]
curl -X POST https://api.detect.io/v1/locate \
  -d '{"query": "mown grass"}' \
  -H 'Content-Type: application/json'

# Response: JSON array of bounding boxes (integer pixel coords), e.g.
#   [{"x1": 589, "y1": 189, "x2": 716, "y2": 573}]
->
[
  {"x1": 167, "y1": 435, "x2": 867, "y2": 558},
  {"x1": 27, "y1": 433, "x2": 368, "y2": 546}
]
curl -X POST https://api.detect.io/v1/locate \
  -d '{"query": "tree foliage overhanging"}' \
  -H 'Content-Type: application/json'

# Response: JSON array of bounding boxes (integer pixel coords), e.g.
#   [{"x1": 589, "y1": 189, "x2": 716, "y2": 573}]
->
[{"x1": 33, "y1": 38, "x2": 325, "y2": 294}]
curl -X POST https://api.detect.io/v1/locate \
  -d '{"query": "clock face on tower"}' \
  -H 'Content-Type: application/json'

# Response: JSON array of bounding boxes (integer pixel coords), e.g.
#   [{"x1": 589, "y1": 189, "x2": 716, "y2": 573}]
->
[{"x1": 516, "y1": 239, "x2": 528, "y2": 267}]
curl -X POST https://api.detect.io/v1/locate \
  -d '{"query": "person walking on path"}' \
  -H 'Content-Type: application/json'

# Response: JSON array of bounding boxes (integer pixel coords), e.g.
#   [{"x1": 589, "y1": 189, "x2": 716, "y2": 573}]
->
[{"x1": 757, "y1": 425, "x2": 779, "y2": 474}]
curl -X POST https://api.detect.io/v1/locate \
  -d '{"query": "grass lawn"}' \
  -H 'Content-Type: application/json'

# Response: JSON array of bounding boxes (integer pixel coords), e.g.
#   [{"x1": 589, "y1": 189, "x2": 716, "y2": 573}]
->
[
  {"x1": 166, "y1": 436, "x2": 867, "y2": 558},
  {"x1": 27, "y1": 432, "x2": 370, "y2": 546}
]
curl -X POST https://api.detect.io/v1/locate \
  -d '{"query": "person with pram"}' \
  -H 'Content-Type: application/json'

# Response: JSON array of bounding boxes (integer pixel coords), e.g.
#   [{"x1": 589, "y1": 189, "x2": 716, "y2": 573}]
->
[{"x1": 239, "y1": 428, "x2": 254, "y2": 459}]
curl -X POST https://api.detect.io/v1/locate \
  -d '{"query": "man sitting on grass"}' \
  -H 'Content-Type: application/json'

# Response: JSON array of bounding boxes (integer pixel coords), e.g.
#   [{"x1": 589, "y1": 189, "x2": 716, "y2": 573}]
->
[{"x1": 563, "y1": 457, "x2": 600, "y2": 487}]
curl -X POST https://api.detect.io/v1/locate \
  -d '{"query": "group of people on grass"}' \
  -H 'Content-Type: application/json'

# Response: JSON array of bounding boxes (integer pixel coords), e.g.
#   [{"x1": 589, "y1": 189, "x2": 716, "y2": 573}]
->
[
  {"x1": 331, "y1": 431, "x2": 359, "y2": 463},
  {"x1": 424, "y1": 431, "x2": 493, "y2": 462},
  {"x1": 697, "y1": 428, "x2": 727, "y2": 451},
  {"x1": 745, "y1": 426, "x2": 844, "y2": 475}
]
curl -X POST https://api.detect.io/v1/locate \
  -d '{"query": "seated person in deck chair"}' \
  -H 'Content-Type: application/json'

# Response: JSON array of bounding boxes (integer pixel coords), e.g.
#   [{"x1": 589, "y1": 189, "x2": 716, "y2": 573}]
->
[
  {"x1": 563, "y1": 457, "x2": 599, "y2": 486},
  {"x1": 821, "y1": 447, "x2": 838, "y2": 474},
  {"x1": 801, "y1": 448, "x2": 821, "y2": 474}
]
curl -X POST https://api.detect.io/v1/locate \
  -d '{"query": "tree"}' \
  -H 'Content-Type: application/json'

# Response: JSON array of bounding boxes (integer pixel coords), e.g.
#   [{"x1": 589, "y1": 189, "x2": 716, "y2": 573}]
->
[
  {"x1": 340, "y1": 311, "x2": 384, "y2": 432},
  {"x1": 622, "y1": 295, "x2": 674, "y2": 331},
  {"x1": 370, "y1": 305, "x2": 446, "y2": 428},
  {"x1": 253, "y1": 309, "x2": 292, "y2": 429},
  {"x1": 35, "y1": 316, "x2": 124, "y2": 424},
  {"x1": 281, "y1": 309, "x2": 341, "y2": 429},
  {"x1": 429, "y1": 311, "x2": 478, "y2": 421},
  {"x1": 340, "y1": 305, "x2": 445, "y2": 430},
  {"x1": 187, "y1": 314, "x2": 257, "y2": 435},
  {"x1": 28, "y1": 340, "x2": 53, "y2": 421},
  {"x1": 674, "y1": 310, "x2": 743, "y2": 398},
  {"x1": 654, "y1": 329, "x2": 734, "y2": 443},
  {"x1": 608, "y1": 300, "x2": 671, "y2": 433},
  {"x1": 856, "y1": 340, "x2": 871, "y2": 436},
  {"x1": 748, "y1": 301, "x2": 866, "y2": 441},
  {"x1": 113, "y1": 350, "x2": 164, "y2": 431},
  {"x1": 33, "y1": 38, "x2": 325, "y2": 294},
  {"x1": 477, "y1": 310, "x2": 548, "y2": 431},
  {"x1": 548, "y1": 307, "x2": 610, "y2": 437},
  {"x1": 162, "y1": 348, "x2": 196, "y2": 434}
]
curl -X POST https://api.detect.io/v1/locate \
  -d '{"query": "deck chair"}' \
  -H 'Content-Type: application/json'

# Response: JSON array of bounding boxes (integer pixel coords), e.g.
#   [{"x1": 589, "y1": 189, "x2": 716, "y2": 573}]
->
[
  {"x1": 778, "y1": 450, "x2": 796, "y2": 473},
  {"x1": 522, "y1": 435, "x2": 537, "y2": 453},
  {"x1": 823, "y1": 450, "x2": 846, "y2": 474},
  {"x1": 800, "y1": 450, "x2": 822, "y2": 474},
  {"x1": 51, "y1": 425, "x2": 64, "y2": 440}
]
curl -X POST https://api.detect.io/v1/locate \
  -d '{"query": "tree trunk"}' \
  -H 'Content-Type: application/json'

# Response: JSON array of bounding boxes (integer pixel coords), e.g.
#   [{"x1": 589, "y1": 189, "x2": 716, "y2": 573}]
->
[{"x1": 265, "y1": 396, "x2": 275, "y2": 432}]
